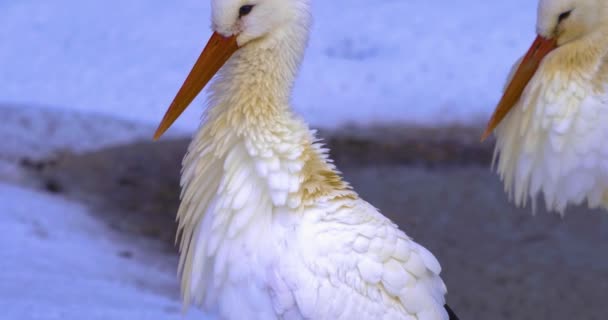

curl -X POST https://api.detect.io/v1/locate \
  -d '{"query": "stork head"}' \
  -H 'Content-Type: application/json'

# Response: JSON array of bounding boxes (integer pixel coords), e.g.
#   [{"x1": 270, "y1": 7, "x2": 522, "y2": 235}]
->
[
  {"x1": 537, "y1": 0, "x2": 605, "y2": 45},
  {"x1": 481, "y1": 0, "x2": 607, "y2": 140},
  {"x1": 153, "y1": 0, "x2": 310, "y2": 140},
  {"x1": 211, "y1": 0, "x2": 308, "y2": 46}
]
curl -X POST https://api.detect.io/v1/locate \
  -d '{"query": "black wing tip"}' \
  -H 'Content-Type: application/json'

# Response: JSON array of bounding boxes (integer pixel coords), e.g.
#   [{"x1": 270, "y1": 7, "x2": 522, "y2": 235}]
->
[{"x1": 445, "y1": 304, "x2": 460, "y2": 320}]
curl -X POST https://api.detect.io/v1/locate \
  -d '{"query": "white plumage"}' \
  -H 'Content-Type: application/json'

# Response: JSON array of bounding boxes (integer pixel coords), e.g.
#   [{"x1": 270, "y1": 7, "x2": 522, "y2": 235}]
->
[
  {"x1": 152, "y1": 0, "x2": 451, "y2": 319},
  {"x1": 484, "y1": 0, "x2": 608, "y2": 214}
]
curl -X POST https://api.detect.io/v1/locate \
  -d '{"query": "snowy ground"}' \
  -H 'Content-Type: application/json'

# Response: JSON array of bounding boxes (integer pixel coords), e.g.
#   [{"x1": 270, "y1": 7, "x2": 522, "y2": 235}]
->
[
  {"x1": 0, "y1": 183, "x2": 206, "y2": 320},
  {"x1": 1, "y1": 0, "x2": 536, "y2": 131},
  {"x1": 0, "y1": 105, "x2": 205, "y2": 320}
]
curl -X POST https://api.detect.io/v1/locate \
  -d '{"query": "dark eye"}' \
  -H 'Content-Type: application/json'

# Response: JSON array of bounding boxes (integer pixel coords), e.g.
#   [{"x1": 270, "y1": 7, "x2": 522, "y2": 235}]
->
[
  {"x1": 239, "y1": 4, "x2": 254, "y2": 18},
  {"x1": 558, "y1": 10, "x2": 572, "y2": 23}
]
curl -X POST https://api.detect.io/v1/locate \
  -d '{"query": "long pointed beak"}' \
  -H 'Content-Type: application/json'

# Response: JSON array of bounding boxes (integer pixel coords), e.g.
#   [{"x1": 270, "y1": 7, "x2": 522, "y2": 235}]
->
[
  {"x1": 480, "y1": 35, "x2": 557, "y2": 141},
  {"x1": 153, "y1": 32, "x2": 239, "y2": 140}
]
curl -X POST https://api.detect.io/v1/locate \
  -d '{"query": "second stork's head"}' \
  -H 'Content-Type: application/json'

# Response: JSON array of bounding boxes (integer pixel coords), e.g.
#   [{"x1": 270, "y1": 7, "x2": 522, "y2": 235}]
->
[
  {"x1": 154, "y1": 0, "x2": 311, "y2": 140},
  {"x1": 482, "y1": 0, "x2": 608, "y2": 139}
]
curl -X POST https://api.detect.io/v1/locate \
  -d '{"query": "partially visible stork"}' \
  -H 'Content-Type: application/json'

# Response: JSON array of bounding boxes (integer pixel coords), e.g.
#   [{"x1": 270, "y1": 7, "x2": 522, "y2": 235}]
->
[{"x1": 483, "y1": 0, "x2": 608, "y2": 214}]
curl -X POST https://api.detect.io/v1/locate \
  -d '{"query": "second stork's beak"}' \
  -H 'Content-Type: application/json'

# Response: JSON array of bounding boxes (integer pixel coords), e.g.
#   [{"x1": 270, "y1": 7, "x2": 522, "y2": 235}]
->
[
  {"x1": 153, "y1": 32, "x2": 239, "y2": 140},
  {"x1": 481, "y1": 35, "x2": 557, "y2": 141}
]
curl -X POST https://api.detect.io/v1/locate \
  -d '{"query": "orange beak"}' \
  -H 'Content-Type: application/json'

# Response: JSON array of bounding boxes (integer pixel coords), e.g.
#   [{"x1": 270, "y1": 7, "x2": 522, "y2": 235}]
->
[
  {"x1": 153, "y1": 32, "x2": 239, "y2": 140},
  {"x1": 480, "y1": 35, "x2": 557, "y2": 141}
]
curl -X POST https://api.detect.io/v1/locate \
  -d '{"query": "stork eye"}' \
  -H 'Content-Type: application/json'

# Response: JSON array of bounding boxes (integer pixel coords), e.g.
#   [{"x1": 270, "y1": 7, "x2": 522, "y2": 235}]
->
[
  {"x1": 558, "y1": 10, "x2": 572, "y2": 23},
  {"x1": 239, "y1": 4, "x2": 254, "y2": 18}
]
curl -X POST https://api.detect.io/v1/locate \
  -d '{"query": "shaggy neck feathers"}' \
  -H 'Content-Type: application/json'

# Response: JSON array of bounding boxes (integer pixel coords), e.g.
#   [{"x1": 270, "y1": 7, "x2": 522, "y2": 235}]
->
[
  {"x1": 188, "y1": 20, "x2": 354, "y2": 210},
  {"x1": 207, "y1": 21, "x2": 309, "y2": 125},
  {"x1": 541, "y1": 30, "x2": 608, "y2": 93}
]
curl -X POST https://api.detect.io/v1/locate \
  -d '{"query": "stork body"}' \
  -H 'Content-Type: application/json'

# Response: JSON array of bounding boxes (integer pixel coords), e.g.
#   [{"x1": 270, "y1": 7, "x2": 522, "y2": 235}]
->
[
  {"x1": 484, "y1": 0, "x2": 608, "y2": 213},
  {"x1": 153, "y1": 0, "x2": 451, "y2": 319}
]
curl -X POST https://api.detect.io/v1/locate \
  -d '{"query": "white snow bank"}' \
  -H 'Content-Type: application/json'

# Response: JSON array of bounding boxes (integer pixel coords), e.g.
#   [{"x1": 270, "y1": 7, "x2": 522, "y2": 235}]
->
[
  {"x1": 0, "y1": 105, "x2": 206, "y2": 319},
  {"x1": 0, "y1": 104, "x2": 160, "y2": 185},
  {"x1": 0, "y1": 0, "x2": 536, "y2": 131},
  {"x1": 0, "y1": 104, "x2": 156, "y2": 162},
  {"x1": 0, "y1": 182, "x2": 206, "y2": 320}
]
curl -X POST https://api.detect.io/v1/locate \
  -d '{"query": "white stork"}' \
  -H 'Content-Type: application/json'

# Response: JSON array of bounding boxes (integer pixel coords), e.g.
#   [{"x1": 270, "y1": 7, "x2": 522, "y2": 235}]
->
[
  {"x1": 153, "y1": 0, "x2": 458, "y2": 319},
  {"x1": 483, "y1": 0, "x2": 608, "y2": 214}
]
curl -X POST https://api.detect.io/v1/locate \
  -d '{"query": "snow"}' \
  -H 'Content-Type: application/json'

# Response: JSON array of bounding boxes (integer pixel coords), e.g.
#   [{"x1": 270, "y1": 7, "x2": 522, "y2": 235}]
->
[
  {"x1": 0, "y1": 106, "x2": 209, "y2": 319},
  {"x1": 0, "y1": 104, "x2": 154, "y2": 162},
  {"x1": 0, "y1": 0, "x2": 536, "y2": 131},
  {"x1": 0, "y1": 182, "x2": 206, "y2": 320}
]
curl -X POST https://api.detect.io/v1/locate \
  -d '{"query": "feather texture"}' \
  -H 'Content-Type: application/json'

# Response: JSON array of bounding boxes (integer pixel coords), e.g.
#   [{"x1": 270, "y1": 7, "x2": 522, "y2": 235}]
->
[
  {"x1": 171, "y1": 0, "x2": 449, "y2": 318},
  {"x1": 493, "y1": 31, "x2": 608, "y2": 213}
]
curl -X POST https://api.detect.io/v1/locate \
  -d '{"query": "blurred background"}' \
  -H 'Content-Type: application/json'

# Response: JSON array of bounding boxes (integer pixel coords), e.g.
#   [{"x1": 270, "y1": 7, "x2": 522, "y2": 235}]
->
[{"x1": 1, "y1": 0, "x2": 607, "y2": 319}]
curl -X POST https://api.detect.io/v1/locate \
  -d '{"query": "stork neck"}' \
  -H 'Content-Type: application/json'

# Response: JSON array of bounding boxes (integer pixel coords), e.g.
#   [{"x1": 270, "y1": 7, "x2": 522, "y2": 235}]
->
[
  {"x1": 548, "y1": 29, "x2": 608, "y2": 77},
  {"x1": 192, "y1": 23, "x2": 355, "y2": 206},
  {"x1": 206, "y1": 25, "x2": 309, "y2": 127}
]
